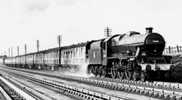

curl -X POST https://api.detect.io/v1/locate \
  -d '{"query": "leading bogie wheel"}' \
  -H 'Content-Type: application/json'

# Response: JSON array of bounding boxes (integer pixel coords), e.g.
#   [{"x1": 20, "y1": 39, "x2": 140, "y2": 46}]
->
[{"x1": 140, "y1": 72, "x2": 145, "y2": 81}]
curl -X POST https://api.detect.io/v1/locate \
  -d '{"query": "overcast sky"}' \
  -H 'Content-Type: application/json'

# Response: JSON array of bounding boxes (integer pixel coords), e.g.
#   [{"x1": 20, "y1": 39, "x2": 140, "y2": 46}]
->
[{"x1": 0, "y1": 0, "x2": 182, "y2": 56}]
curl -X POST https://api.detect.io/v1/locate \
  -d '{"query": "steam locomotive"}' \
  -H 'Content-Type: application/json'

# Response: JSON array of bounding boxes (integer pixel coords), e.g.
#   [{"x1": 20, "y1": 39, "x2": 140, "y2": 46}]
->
[{"x1": 4, "y1": 27, "x2": 173, "y2": 81}]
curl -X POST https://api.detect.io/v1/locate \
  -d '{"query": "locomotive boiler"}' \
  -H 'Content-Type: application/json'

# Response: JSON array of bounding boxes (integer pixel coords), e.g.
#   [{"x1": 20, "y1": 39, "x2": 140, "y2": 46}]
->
[{"x1": 87, "y1": 27, "x2": 172, "y2": 81}]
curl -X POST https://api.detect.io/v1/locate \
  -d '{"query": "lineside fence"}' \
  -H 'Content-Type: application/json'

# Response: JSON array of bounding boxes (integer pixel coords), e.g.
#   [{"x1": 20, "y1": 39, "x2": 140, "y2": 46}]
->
[{"x1": 163, "y1": 46, "x2": 182, "y2": 56}]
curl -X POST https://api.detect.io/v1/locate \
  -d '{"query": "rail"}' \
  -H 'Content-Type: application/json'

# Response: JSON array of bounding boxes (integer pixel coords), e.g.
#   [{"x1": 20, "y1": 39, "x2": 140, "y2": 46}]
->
[
  {"x1": 4, "y1": 67, "x2": 182, "y2": 100},
  {"x1": 0, "y1": 86, "x2": 12, "y2": 100},
  {"x1": 0, "y1": 75, "x2": 37, "y2": 100},
  {"x1": 5, "y1": 71, "x2": 125, "y2": 100}
]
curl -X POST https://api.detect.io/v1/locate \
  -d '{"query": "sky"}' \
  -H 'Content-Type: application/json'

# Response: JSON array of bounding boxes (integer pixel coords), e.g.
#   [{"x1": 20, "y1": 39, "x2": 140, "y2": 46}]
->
[{"x1": 0, "y1": 0, "x2": 182, "y2": 56}]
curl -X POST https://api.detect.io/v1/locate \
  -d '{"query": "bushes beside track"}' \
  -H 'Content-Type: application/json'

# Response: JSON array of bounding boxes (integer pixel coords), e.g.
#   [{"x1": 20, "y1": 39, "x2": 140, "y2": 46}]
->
[{"x1": 171, "y1": 55, "x2": 182, "y2": 82}]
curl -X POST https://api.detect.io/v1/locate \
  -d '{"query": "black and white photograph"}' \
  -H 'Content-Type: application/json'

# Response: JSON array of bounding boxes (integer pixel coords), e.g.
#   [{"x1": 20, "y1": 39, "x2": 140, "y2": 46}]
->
[{"x1": 0, "y1": 0, "x2": 182, "y2": 100}]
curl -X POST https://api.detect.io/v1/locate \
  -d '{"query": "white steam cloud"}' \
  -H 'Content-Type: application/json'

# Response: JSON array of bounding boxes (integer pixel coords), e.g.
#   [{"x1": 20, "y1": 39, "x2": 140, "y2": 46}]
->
[{"x1": 63, "y1": 60, "x2": 94, "y2": 78}]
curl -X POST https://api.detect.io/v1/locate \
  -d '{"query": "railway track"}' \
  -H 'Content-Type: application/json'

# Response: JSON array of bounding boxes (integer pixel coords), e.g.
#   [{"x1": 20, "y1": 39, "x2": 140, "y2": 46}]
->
[
  {"x1": 0, "y1": 74, "x2": 40, "y2": 100},
  {"x1": 0, "y1": 79, "x2": 22, "y2": 100},
  {"x1": 0, "y1": 86, "x2": 11, "y2": 100},
  {"x1": 1, "y1": 66, "x2": 182, "y2": 100},
  {"x1": 1, "y1": 69, "x2": 126, "y2": 100},
  {"x1": 5, "y1": 75, "x2": 59, "y2": 100}
]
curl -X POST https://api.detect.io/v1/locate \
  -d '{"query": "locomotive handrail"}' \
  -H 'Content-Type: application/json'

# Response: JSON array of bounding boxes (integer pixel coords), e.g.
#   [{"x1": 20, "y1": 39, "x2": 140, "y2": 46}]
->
[{"x1": 103, "y1": 34, "x2": 121, "y2": 42}]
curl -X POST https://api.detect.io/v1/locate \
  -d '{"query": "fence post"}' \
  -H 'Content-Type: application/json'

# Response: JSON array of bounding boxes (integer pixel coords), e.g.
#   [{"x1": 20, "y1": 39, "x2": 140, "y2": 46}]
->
[{"x1": 177, "y1": 45, "x2": 179, "y2": 53}]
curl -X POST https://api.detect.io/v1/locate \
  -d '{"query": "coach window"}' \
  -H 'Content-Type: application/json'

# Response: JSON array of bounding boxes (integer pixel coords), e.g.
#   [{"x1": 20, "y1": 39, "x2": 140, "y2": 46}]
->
[
  {"x1": 73, "y1": 49, "x2": 75, "y2": 57},
  {"x1": 70, "y1": 51, "x2": 72, "y2": 58},
  {"x1": 66, "y1": 51, "x2": 67, "y2": 58},
  {"x1": 72, "y1": 50, "x2": 74, "y2": 58},
  {"x1": 71, "y1": 50, "x2": 72, "y2": 58},
  {"x1": 72, "y1": 50, "x2": 73, "y2": 58},
  {"x1": 69, "y1": 51, "x2": 70, "y2": 57},
  {"x1": 81, "y1": 47, "x2": 83, "y2": 55},
  {"x1": 80, "y1": 48, "x2": 82, "y2": 55},
  {"x1": 65, "y1": 51, "x2": 67, "y2": 58},
  {"x1": 67, "y1": 51, "x2": 68, "y2": 58},
  {"x1": 69, "y1": 50, "x2": 71, "y2": 58},
  {"x1": 81, "y1": 47, "x2": 83, "y2": 52},
  {"x1": 75, "y1": 48, "x2": 77, "y2": 56},
  {"x1": 77, "y1": 48, "x2": 79, "y2": 56},
  {"x1": 67, "y1": 51, "x2": 70, "y2": 58},
  {"x1": 64, "y1": 52, "x2": 66, "y2": 58}
]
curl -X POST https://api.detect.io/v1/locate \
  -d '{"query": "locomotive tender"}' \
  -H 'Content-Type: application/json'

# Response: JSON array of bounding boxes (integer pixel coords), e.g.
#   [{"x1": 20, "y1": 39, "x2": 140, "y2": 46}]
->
[{"x1": 4, "y1": 27, "x2": 173, "y2": 81}]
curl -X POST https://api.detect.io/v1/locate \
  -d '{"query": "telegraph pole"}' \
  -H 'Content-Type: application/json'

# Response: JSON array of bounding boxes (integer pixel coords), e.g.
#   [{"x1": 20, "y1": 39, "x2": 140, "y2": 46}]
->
[
  {"x1": 8, "y1": 48, "x2": 10, "y2": 57},
  {"x1": 37, "y1": 40, "x2": 39, "y2": 52},
  {"x1": 104, "y1": 27, "x2": 112, "y2": 37},
  {"x1": 57, "y1": 35, "x2": 61, "y2": 66},
  {"x1": 35, "y1": 40, "x2": 40, "y2": 68},
  {"x1": 25, "y1": 44, "x2": 27, "y2": 65},
  {"x1": 3, "y1": 51, "x2": 6, "y2": 64},
  {"x1": 11, "y1": 47, "x2": 13, "y2": 57},
  {"x1": 17, "y1": 46, "x2": 19, "y2": 56},
  {"x1": 24, "y1": 44, "x2": 27, "y2": 55}
]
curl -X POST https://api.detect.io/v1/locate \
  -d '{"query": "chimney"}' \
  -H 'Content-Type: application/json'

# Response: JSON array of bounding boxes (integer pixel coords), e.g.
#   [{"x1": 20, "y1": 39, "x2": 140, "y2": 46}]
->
[{"x1": 146, "y1": 27, "x2": 153, "y2": 34}]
